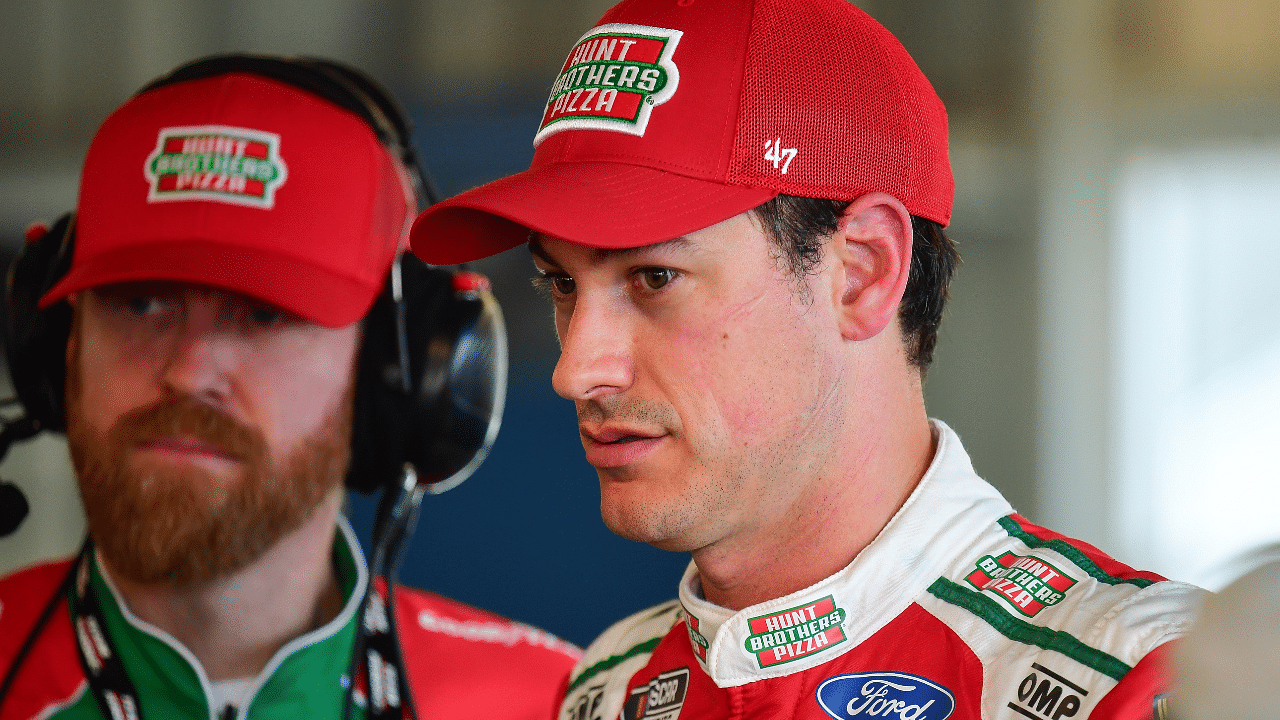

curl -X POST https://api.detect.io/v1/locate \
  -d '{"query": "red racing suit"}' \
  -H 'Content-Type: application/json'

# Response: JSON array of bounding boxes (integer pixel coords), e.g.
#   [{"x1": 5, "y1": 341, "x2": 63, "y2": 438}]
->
[
  {"x1": 0, "y1": 519, "x2": 580, "y2": 720},
  {"x1": 560, "y1": 422, "x2": 1202, "y2": 720}
]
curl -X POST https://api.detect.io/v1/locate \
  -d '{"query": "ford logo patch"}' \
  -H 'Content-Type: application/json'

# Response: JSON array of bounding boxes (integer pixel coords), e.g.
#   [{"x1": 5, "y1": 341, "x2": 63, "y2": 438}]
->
[{"x1": 816, "y1": 672, "x2": 955, "y2": 720}]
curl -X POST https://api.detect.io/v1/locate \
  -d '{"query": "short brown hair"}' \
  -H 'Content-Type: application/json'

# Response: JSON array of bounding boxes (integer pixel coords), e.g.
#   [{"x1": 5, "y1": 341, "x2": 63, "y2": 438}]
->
[{"x1": 752, "y1": 195, "x2": 959, "y2": 370}]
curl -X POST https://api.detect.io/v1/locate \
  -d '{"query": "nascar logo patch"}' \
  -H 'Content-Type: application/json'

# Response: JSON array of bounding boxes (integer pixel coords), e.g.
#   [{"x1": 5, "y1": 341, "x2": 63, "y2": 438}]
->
[
  {"x1": 144, "y1": 124, "x2": 288, "y2": 208},
  {"x1": 623, "y1": 668, "x2": 689, "y2": 720},
  {"x1": 535, "y1": 22, "x2": 682, "y2": 146}
]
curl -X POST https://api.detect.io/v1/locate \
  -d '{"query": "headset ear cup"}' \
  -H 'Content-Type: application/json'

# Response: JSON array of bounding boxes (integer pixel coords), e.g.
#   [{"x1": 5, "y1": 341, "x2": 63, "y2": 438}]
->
[
  {"x1": 3, "y1": 214, "x2": 75, "y2": 433},
  {"x1": 349, "y1": 269, "x2": 407, "y2": 494},
  {"x1": 347, "y1": 254, "x2": 508, "y2": 494},
  {"x1": 409, "y1": 267, "x2": 507, "y2": 493}
]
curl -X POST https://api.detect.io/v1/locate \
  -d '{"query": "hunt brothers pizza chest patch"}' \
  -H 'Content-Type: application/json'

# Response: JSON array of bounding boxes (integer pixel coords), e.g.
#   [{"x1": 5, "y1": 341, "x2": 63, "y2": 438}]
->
[
  {"x1": 966, "y1": 552, "x2": 1077, "y2": 617},
  {"x1": 535, "y1": 22, "x2": 682, "y2": 145},
  {"x1": 144, "y1": 124, "x2": 288, "y2": 208},
  {"x1": 743, "y1": 595, "x2": 847, "y2": 668}
]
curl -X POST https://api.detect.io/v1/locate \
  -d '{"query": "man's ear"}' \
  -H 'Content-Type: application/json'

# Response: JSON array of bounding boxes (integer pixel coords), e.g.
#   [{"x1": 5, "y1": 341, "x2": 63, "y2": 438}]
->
[{"x1": 829, "y1": 192, "x2": 913, "y2": 342}]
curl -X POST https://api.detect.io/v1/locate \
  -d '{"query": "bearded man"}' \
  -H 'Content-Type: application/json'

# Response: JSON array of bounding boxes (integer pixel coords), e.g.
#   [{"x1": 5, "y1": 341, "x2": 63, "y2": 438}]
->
[{"x1": 0, "y1": 54, "x2": 578, "y2": 720}]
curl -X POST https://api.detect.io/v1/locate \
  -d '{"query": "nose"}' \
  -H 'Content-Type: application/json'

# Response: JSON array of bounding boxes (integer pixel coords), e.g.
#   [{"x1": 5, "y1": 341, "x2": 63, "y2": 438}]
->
[
  {"x1": 160, "y1": 296, "x2": 235, "y2": 403},
  {"x1": 551, "y1": 295, "x2": 634, "y2": 402}
]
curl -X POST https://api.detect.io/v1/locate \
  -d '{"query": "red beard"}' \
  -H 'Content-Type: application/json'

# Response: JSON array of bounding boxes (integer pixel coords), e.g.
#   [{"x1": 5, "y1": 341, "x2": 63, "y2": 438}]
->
[{"x1": 65, "y1": 353, "x2": 353, "y2": 586}]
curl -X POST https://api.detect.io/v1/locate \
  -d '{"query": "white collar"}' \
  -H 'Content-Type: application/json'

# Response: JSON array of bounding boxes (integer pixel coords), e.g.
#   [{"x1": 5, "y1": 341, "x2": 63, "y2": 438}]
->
[{"x1": 676, "y1": 420, "x2": 1013, "y2": 688}]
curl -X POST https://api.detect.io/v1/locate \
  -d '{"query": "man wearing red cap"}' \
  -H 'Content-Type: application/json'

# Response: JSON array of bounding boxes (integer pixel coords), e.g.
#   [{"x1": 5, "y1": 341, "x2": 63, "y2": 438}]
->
[
  {"x1": 0, "y1": 56, "x2": 578, "y2": 720},
  {"x1": 409, "y1": 1, "x2": 1202, "y2": 719}
]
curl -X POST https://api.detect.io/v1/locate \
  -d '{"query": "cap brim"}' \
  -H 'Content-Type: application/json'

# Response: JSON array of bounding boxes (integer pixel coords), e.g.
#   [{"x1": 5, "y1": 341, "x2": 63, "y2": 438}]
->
[
  {"x1": 410, "y1": 161, "x2": 777, "y2": 265},
  {"x1": 40, "y1": 239, "x2": 380, "y2": 328}
]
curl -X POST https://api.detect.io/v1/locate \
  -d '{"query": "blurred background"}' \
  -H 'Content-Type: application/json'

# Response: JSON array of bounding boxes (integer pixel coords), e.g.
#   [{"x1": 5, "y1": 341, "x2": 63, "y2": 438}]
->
[{"x1": 3, "y1": 0, "x2": 1280, "y2": 647}]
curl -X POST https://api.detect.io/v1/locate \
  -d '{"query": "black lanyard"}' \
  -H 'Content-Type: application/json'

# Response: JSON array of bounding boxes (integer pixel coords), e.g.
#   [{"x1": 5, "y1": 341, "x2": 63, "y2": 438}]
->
[
  {"x1": 349, "y1": 582, "x2": 413, "y2": 720},
  {"x1": 69, "y1": 544, "x2": 410, "y2": 720},
  {"x1": 68, "y1": 547, "x2": 142, "y2": 720}
]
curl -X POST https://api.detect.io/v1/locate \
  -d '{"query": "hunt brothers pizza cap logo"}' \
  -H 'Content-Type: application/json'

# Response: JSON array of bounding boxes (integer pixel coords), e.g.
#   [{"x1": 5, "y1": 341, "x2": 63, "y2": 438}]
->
[
  {"x1": 534, "y1": 22, "x2": 682, "y2": 146},
  {"x1": 743, "y1": 595, "x2": 846, "y2": 669},
  {"x1": 966, "y1": 552, "x2": 1077, "y2": 618},
  {"x1": 144, "y1": 124, "x2": 288, "y2": 208}
]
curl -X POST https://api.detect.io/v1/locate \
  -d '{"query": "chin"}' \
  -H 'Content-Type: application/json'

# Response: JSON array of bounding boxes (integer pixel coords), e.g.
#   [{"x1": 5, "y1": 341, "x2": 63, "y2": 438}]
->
[{"x1": 599, "y1": 502, "x2": 697, "y2": 552}]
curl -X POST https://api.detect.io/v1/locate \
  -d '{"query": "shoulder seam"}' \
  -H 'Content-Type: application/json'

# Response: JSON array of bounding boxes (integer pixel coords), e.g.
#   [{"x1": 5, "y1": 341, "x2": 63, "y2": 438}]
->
[
  {"x1": 642, "y1": 600, "x2": 681, "y2": 622},
  {"x1": 998, "y1": 516, "x2": 1154, "y2": 589},
  {"x1": 566, "y1": 600, "x2": 680, "y2": 693},
  {"x1": 567, "y1": 636, "x2": 663, "y2": 694},
  {"x1": 927, "y1": 577, "x2": 1132, "y2": 681}
]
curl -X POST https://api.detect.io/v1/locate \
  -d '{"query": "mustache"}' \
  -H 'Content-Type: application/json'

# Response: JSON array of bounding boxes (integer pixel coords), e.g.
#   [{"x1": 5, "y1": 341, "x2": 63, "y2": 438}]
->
[
  {"x1": 111, "y1": 395, "x2": 265, "y2": 462},
  {"x1": 575, "y1": 397, "x2": 680, "y2": 430}
]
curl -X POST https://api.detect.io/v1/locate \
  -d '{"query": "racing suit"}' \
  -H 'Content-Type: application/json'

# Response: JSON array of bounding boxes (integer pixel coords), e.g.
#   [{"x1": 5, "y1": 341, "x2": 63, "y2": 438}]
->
[
  {"x1": 560, "y1": 421, "x2": 1202, "y2": 720},
  {"x1": 0, "y1": 518, "x2": 580, "y2": 720}
]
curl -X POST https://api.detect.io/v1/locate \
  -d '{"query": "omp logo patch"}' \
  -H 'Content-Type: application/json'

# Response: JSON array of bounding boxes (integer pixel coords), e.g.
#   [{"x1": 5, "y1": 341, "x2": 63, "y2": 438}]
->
[
  {"x1": 966, "y1": 552, "x2": 1076, "y2": 617},
  {"x1": 1008, "y1": 664, "x2": 1087, "y2": 720},
  {"x1": 144, "y1": 125, "x2": 287, "y2": 208},
  {"x1": 816, "y1": 672, "x2": 955, "y2": 720},
  {"x1": 622, "y1": 668, "x2": 689, "y2": 720},
  {"x1": 535, "y1": 22, "x2": 681, "y2": 145},
  {"x1": 743, "y1": 595, "x2": 846, "y2": 668}
]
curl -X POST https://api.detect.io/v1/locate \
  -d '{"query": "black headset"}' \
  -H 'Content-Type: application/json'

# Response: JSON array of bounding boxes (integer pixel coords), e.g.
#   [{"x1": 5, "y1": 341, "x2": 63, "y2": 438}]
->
[{"x1": 2, "y1": 53, "x2": 509, "y2": 496}]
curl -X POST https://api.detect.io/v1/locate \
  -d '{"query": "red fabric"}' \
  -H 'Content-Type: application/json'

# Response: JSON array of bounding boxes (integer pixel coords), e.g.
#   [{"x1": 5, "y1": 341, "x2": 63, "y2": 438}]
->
[
  {"x1": 1007, "y1": 515, "x2": 1169, "y2": 585},
  {"x1": 1090, "y1": 641, "x2": 1176, "y2": 720},
  {"x1": 0, "y1": 559, "x2": 83, "y2": 720},
  {"x1": 0, "y1": 562, "x2": 578, "y2": 720},
  {"x1": 410, "y1": 0, "x2": 953, "y2": 265},
  {"x1": 380, "y1": 579, "x2": 581, "y2": 720},
  {"x1": 624, "y1": 604, "x2": 985, "y2": 719},
  {"x1": 42, "y1": 72, "x2": 409, "y2": 328}
]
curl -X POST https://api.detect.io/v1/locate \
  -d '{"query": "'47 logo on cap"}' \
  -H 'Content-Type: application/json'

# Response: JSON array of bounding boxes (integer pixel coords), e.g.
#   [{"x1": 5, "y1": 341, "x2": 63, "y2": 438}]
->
[
  {"x1": 144, "y1": 125, "x2": 288, "y2": 209},
  {"x1": 536, "y1": 23, "x2": 682, "y2": 146}
]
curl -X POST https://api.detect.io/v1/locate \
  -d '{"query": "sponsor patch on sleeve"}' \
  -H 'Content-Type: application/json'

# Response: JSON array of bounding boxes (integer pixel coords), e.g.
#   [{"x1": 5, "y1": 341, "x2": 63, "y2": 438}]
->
[
  {"x1": 563, "y1": 683, "x2": 606, "y2": 720},
  {"x1": 1152, "y1": 692, "x2": 1173, "y2": 720},
  {"x1": 622, "y1": 667, "x2": 689, "y2": 720},
  {"x1": 966, "y1": 552, "x2": 1077, "y2": 617}
]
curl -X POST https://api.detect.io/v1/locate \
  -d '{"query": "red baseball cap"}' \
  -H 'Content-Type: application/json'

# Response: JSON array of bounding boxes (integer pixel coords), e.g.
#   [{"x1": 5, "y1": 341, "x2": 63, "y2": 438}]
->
[
  {"x1": 41, "y1": 71, "x2": 414, "y2": 327},
  {"x1": 409, "y1": 0, "x2": 952, "y2": 264}
]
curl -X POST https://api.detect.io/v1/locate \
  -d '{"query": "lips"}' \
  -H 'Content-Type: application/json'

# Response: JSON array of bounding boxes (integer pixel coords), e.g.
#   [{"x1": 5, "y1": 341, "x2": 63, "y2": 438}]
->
[
  {"x1": 134, "y1": 436, "x2": 241, "y2": 463},
  {"x1": 580, "y1": 425, "x2": 664, "y2": 468}
]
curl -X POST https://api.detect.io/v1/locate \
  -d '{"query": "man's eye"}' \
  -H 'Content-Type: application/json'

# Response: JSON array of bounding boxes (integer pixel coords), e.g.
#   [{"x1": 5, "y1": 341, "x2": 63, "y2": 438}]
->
[
  {"x1": 126, "y1": 296, "x2": 162, "y2": 315},
  {"x1": 532, "y1": 273, "x2": 575, "y2": 298},
  {"x1": 638, "y1": 268, "x2": 674, "y2": 290},
  {"x1": 250, "y1": 306, "x2": 282, "y2": 325},
  {"x1": 550, "y1": 275, "x2": 576, "y2": 295}
]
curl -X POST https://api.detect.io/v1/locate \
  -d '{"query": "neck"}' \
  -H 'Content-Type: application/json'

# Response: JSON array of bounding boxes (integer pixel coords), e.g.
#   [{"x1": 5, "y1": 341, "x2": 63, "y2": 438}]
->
[
  {"x1": 99, "y1": 488, "x2": 348, "y2": 681},
  {"x1": 694, "y1": 348, "x2": 935, "y2": 611}
]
